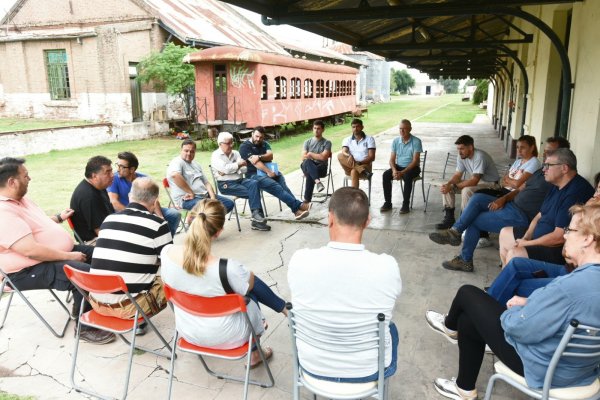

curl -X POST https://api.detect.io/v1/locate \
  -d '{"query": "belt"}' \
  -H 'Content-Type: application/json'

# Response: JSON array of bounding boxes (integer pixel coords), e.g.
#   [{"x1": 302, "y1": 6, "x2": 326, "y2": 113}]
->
[{"x1": 92, "y1": 296, "x2": 135, "y2": 309}]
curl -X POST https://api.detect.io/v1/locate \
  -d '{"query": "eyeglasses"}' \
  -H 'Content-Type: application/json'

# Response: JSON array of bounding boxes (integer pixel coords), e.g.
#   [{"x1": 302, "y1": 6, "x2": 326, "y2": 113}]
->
[
  {"x1": 115, "y1": 163, "x2": 131, "y2": 169},
  {"x1": 542, "y1": 162, "x2": 564, "y2": 169},
  {"x1": 564, "y1": 226, "x2": 579, "y2": 234}
]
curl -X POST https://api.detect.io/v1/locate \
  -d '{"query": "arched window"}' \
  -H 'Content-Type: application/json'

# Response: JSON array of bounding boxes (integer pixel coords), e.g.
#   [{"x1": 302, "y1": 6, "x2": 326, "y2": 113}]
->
[
  {"x1": 290, "y1": 78, "x2": 297, "y2": 99},
  {"x1": 347, "y1": 80, "x2": 352, "y2": 95},
  {"x1": 261, "y1": 75, "x2": 268, "y2": 100},
  {"x1": 325, "y1": 80, "x2": 330, "y2": 97},
  {"x1": 275, "y1": 76, "x2": 287, "y2": 99},
  {"x1": 335, "y1": 80, "x2": 339, "y2": 96},
  {"x1": 316, "y1": 79, "x2": 324, "y2": 98},
  {"x1": 295, "y1": 78, "x2": 301, "y2": 98},
  {"x1": 353, "y1": 80, "x2": 356, "y2": 95},
  {"x1": 304, "y1": 79, "x2": 314, "y2": 98}
]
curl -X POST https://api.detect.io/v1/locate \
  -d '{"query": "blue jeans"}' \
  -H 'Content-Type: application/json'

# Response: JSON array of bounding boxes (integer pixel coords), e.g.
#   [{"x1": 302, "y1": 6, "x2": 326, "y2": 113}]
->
[
  {"x1": 249, "y1": 174, "x2": 301, "y2": 212},
  {"x1": 458, "y1": 196, "x2": 529, "y2": 262},
  {"x1": 218, "y1": 179, "x2": 262, "y2": 212},
  {"x1": 303, "y1": 322, "x2": 399, "y2": 382},
  {"x1": 181, "y1": 194, "x2": 234, "y2": 213},
  {"x1": 161, "y1": 207, "x2": 181, "y2": 238},
  {"x1": 487, "y1": 257, "x2": 567, "y2": 305},
  {"x1": 247, "y1": 276, "x2": 286, "y2": 313},
  {"x1": 301, "y1": 160, "x2": 328, "y2": 202}
]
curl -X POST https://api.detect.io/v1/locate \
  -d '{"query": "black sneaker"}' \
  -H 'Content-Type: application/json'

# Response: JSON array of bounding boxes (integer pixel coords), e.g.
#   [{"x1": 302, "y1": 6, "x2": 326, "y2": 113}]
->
[
  {"x1": 78, "y1": 327, "x2": 116, "y2": 344},
  {"x1": 251, "y1": 209, "x2": 266, "y2": 223},
  {"x1": 442, "y1": 256, "x2": 474, "y2": 272},
  {"x1": 251, "y1": 221, "x2": 271, "y2": 231},
  {"x1": 399, "y1": 205, "x2": 410, "y2": 214},
  {"x1": 316, "y1": 181, "x2": 325, "y2": 192},
  {"x1": 380, "y1": 202, "x2": 392, "y2": 212}
]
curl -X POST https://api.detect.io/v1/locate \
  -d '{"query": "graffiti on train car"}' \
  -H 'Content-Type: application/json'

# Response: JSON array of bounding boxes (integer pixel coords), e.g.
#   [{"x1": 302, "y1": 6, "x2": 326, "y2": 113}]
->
[{"x1": 230, "y1": 62, "x2": 255, "y2": 91}]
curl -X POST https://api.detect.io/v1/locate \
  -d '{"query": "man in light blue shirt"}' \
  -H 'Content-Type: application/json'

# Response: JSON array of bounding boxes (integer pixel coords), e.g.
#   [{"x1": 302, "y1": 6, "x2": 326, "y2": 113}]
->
[{"x1": 380, "y1": 119, "x2": 422, "y2": 214}]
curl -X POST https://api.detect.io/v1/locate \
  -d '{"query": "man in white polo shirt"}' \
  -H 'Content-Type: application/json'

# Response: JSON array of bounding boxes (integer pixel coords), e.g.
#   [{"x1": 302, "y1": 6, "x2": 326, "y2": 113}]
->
[
  {"x1": 288, "y1": 187, "x2": 401, "y2": 382},
  {"x1": 337, "y1": 119, "x2": 376, "y2": 188}
]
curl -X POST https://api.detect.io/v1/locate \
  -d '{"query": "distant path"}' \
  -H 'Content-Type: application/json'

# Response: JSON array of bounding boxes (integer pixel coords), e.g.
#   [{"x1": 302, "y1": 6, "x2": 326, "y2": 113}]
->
[{"x1": 412, "y1": 99, "x2": 457, "y2": 122}]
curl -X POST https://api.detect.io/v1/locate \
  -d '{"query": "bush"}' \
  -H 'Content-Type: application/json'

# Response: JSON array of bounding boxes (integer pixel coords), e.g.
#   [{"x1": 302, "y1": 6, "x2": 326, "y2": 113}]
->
[{"x1": 472, "y1": 79, "x2": 489, "y2": 105}]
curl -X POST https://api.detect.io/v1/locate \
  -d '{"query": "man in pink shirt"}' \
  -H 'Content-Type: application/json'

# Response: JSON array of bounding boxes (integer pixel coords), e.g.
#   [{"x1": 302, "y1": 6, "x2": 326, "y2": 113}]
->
[{"x1": 0, "y1": 157, "x2": 114, "y2": 344}]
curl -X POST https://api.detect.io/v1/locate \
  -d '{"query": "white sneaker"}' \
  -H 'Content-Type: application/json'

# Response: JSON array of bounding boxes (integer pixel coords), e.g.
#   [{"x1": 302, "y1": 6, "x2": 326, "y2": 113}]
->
[
  {"x1": 425, "y1": 310, "x2": 458, "y2": 344},
  {"x1": 434, "y1": 378, "x2": 478, "y2": 400},
  {"x1": 476, "y1": 237, "x2": 493, "y2": 248}
]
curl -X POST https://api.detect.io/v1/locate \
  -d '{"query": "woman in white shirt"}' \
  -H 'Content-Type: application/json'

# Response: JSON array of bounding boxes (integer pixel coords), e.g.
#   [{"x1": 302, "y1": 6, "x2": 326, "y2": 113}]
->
[{"x1": 161, "y1": 199, "x2": 286, "y2": 367}]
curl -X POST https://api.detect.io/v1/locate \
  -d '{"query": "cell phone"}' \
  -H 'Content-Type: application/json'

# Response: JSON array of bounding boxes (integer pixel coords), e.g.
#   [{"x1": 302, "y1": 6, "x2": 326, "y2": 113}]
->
[{"x1": 532, "y1": 269, "x2": 549, "y2": 278}]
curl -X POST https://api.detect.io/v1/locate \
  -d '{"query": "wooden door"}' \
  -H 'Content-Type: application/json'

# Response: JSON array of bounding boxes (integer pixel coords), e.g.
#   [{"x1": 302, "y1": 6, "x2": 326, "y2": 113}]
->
[{"x1": 214, "y1": 64, "x2": 227, "y2": 121}]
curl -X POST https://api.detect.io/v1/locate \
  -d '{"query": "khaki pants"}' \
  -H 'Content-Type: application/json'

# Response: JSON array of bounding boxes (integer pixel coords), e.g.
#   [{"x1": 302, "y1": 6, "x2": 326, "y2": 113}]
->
[
  {"x1": 90, "y1": 276, "x2": 167, "y2": 320},
  {"x1": 337, "y1": 152, "x2": 372, "y2": 188},
  {"x1": 442, "y1": 181, "x2": 501, "y2": 210}
]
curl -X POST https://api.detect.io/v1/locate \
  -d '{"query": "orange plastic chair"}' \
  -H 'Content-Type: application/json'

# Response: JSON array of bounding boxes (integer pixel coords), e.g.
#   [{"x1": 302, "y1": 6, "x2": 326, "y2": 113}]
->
[
  {"x1": 0, "y1": 268, "x2": 73, "y2": 337},
  {"x1": 63, "y1": 265, "x2": 172, "y2": 400},
  {"x1": 66, "y1": 216, "x2": 84, "y2": 244},
  {"x1": 162, "y1": 177, "x2": 189, "y2": 232},
  {"x1": 163, "y1": 284, "x2": 274, "y2": 400}
]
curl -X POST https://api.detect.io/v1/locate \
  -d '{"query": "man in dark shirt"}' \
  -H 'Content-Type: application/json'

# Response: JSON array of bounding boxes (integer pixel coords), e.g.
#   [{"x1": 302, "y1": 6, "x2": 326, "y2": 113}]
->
[
  {"x1": 429, "y1": 138, "x2": 570, "y2": 272},
  {"x1": 239, "y1": 127, "x2": 310, "y2": 220},
  {"x1": 70, "y1": 156, "x2": 115, "y2": 243}
]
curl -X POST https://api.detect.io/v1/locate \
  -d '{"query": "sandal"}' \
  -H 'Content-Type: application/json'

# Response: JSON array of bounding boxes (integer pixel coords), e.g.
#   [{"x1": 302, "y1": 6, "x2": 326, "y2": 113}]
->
[{"x1": 249, "y1": 346, "x2": 273, "y2": 369}]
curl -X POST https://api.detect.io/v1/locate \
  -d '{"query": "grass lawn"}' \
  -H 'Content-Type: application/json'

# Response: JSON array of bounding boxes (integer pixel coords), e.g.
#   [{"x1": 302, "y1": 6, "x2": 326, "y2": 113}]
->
[
  {"x1": 0, "y1": 118, "x2": 92, "y2": 133},
  {"x1": 22, "y1": 94, "x2": 483, "y2": 214}
]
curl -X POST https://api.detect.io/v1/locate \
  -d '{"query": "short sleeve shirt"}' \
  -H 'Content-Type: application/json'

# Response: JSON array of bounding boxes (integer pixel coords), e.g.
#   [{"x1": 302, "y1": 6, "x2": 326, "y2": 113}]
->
[
  {"x1": 342, "y1": 133, "x2": 376, "y2": 162},
  {"x1": 391, "y1": 135, "x2": 423, "y2": 167},
  {"x1": 533, "y1": 174, "x2": 595, "y2": 238},
  {"x1": 167, "y1": 157, "x2": 208, "y2": 206},
  {"x1": 303, "y1": 137, "x2": 332, "y2": 167},
  {"x1": 239, "y1": 139, "x2": 272, "y2": 176},
  {"x1": 70, "y1": 179, "x2": 115, "y2": 242},
  {"x1": 456, "y1": 149, "x2": 500, "y2": 183},
  {"x1": 0, "y1": 196, "x2": 74, "y2": 273},
  {"x1": 107, "y1": 171, "x2": 145, "y2": 206},
  {"x1": 513, "y1": 169, "x2": 552, "y2": 221},
  {"x1": 506, "y1": 157, "x2": 542, "y2": 187}
]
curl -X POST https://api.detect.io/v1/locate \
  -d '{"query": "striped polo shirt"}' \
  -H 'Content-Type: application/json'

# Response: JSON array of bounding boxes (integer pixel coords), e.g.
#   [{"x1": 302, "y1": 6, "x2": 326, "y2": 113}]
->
[{"x1": 90, "y1": 202, "x2": 172, "y2": 304}]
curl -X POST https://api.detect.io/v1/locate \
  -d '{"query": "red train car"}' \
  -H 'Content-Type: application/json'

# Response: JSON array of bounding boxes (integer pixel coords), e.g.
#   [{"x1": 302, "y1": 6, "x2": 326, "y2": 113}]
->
[{"x1": 187, "y1": 46, "x2": 359, "y2": 133}]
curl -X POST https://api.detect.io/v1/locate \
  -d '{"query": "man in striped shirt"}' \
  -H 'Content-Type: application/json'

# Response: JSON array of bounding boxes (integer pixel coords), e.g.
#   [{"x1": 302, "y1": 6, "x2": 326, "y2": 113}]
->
[{"x1": 89, "y1": 177, "x2": 172, "y2": 325}]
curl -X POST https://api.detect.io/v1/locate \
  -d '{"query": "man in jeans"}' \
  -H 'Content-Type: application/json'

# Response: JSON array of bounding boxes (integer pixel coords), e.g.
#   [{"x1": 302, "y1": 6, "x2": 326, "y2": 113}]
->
[
  {"x1": 288, "y1": 187, "x2": 401, "y2": 382},
  {"x1": 380, "y1": 119, "x2": 422, "y2": 214},
  {"x1": 239, "y1": 127, "x2": 310, "y2": 220},
  {"x1": 300, "y1": 120, "x2": 332, "y2": 203},
  {"x1": 89, "y1": 177, "x2": 172, "y2": 333},
  {"x1": 211, "y1": 131, "x2": 271, "y2": 231}
]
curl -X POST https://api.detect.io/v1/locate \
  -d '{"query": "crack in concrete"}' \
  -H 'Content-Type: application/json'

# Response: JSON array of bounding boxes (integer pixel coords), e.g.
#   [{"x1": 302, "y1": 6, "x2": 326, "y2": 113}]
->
[{"x1": 263, "y1": 228, "x2": 300, "y2": 296}]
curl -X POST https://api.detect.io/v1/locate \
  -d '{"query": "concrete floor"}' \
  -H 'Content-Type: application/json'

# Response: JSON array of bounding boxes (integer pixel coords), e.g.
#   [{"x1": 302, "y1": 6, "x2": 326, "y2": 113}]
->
[{"x1": 0, "y1": 117, "x2": 530, "y2": 399}]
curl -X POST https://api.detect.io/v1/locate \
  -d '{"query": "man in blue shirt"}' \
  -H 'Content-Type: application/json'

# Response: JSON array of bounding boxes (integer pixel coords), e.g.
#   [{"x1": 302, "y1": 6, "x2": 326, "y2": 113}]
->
[
  {"x1": 239, "y1": 127, "x2": 310, "y2": 220},
  {"x1": 107, "y1": 151, "x2": 181, "y2": 237},
  {"x1": 380, "y1": 119, "x2": 422, "y2": 214}
]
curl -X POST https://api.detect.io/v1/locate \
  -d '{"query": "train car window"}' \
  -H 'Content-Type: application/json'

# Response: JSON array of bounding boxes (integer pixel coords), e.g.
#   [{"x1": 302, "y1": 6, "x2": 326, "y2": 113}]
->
[
  {"x1": 341, "y1": 81, "x2": 345, "y2": 96},
  {"x1": 353, "y1": 81, "x2": 356, "y2": 95},
  {"x1": 295, "y1": 78, "x2": 301, "y2": 99},
  {"x1": 347, "y1": 80, "x2": 351, "y2": 95},
  {"x1": 290, "y1": 78, "x2": 296, "y2": 99},
  {"x1": 304, "y1": 79, "x2": 313, "y2": 98},
  {"x1": 281, "y1": 77, "x2": 287, "y2": 99},
  {"x1": 325, "y1": 80, "x2": 330, "y2": 98},
  {"x1": 275, "y1": 76, "x2": 287, "y2": 99},
  {"x1": 261, "y1": 75, "x2": 268, "y2": 100},
  {"x1": 335, "y1": 80, "x2": 339, "y2": 97},
  {"x1": 316, "y1": 79, "x2": 324, "y2": 98}
]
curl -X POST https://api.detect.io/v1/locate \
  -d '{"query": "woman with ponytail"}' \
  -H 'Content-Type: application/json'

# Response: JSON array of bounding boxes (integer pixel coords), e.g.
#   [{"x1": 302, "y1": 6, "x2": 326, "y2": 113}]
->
[{"x1": 161, "y1": 199, "x2": 285, "y2": 366}]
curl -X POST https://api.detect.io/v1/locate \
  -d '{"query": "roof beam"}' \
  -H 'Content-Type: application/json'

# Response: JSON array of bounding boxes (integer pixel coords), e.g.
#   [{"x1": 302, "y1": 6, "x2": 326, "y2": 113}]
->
[{"x1": 354, "y1": 37, "x2": 532, "y2": 52}]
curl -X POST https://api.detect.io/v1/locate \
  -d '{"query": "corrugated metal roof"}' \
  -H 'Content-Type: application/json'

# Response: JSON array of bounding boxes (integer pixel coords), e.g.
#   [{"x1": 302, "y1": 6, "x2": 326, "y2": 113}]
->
[
  {"x1": 327, "y1": 42, "x2": 385, "y2": 61},
  {"x1": 280, "y1": 40, "x2": 368, "y2": 66},
  {"x1": 143, "y1": 0, "x2": 288, "y2": 54}
]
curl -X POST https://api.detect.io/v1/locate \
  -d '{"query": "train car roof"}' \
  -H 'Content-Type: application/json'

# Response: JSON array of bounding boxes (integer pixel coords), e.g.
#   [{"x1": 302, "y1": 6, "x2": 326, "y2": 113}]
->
[{"x1": 185, "y1": 46, "x2": 359, "y2": 74}]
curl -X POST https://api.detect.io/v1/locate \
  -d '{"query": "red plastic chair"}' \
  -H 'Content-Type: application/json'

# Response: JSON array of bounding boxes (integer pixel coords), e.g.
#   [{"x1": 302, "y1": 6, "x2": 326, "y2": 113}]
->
[
  {"x1": 66, "y1": 216, "x2": 84, "y2": 244},
  {"x1": 0, "y1": 269, "x2": 73, "y2": 338},
  {"x1": 63, "y1": 265, "x2": 172, "y2": 400},
  {"x1": 162, "y1": 177, "x2": 189, "y2": 233},
  {"x1": 163, "y1": 284, "x2": 274, "y2": 400}
]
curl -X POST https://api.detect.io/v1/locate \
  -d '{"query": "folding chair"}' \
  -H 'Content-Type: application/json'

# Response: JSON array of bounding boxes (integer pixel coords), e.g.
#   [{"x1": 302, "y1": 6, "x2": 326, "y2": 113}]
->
[
  {"x1": 287, "y1": 303, "x2": 388, "y2": 400},
  {"x1": 299, "y1": 155, "x2": 335, "y2": 203},
  {"x1": 63, "y1": 265, "x2": 172, "y2": 400},
  {"x1": 67, "y1": 216, "x2": 84, "y2": 244},
  {"x1": 162, "y1": 177, "x2": 189, "y2": 233},
  {"x1": 164, "y1": 285, "x2": 274, "y2": 400},
  {"x1": 343, "y1": 173, "x2": 372, "y2": 205},
  {"x1": 425, "y1": 152, "x2": 460, "y2": 213},
  {"x1": 208, "y1": 165, "x2": 243, "y2": 232},
  {"x1": 399, "y1": 150, "x2": 428, "y2": 209},
  {"x1": 484, "y1": 319, "x2": 600, "y2": 400},
  {"x1": 0, "y1": 268, "x2": 73, "y2": 338}
]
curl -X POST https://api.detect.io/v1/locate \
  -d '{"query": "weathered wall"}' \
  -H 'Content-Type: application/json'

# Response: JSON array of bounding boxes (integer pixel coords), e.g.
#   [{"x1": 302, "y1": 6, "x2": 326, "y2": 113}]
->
[{"x1": 0, "y1": 121, "x2": 168, "y2": 158}]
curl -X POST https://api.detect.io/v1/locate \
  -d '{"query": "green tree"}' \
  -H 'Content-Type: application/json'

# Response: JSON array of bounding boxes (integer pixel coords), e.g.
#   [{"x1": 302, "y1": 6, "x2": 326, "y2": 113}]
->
[
  {"x1": 392, "y1": 69, "x2": 416, "y2": 94},
  {"x1": 472, "y1": 79, "x2": 489, "y2": 104},
  {"x1": 390, "y1": 68, "x2": 398, "y2": 92},
  {"x1": 437, "y1": 78, "x2": 460, "y2": 94},
  {"x1": 137, "y1": 43, "x2": 197, "y2": 120}
]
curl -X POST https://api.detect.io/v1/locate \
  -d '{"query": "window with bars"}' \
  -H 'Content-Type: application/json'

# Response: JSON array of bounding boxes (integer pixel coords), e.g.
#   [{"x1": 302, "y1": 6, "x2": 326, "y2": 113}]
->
[{"x1": 44, "y1": 49, "x2": 71, "y2": 100}]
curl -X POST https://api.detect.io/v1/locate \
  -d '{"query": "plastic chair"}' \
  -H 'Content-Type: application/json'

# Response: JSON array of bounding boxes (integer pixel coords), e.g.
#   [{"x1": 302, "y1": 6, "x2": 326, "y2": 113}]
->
[
  {"x1": 484, "y1": 319, "x2": 600, "y2": 400},
  {"x1": 66, "y1": 216, "x2": 84, "y2": 244},
  {"x1": 162, "y1": 177, "x2": 189, "y2": 233},
  {"x1": 63, "y1": 265, "x2": 172, "y2": 400},
  {"x1": 287, "y1": 303, "x2": 388, "y2": 400},
  {"x1": 399, "y1": 150, "x2": 428, "y2": 209},
  {"x1": 208, "y1": 165, "x2": 244, "y2": 232},
  {"x1": 164, "y1": 284, "x2": 274, "y2": 400},
  {"x1": 425, "y1": 151, "x2": 460, "y2": 213},
  {"x1": 299, "y1": 155, "x2": 335, "y2": 203},
  {"x1": 0, "y1": 268, "x2": 73, "y2": 338}
]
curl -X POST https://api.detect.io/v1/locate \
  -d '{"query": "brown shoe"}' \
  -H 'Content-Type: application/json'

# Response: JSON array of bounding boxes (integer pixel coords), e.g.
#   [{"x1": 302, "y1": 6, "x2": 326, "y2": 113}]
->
[
  {"x1": 78, "y1": 327, "x2": 116, "y2": 344},
  {"x1": 294, "y1": 209, "x2": 309, "y2": 220}
]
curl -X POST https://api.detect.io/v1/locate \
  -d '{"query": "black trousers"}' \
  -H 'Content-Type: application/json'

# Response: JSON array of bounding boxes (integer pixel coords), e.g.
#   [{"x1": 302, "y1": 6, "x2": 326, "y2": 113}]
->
[
  {"x1": 445, "y1": 285, "x2": 524, "y2": 390},
  {"x1": 7, "y1": 245, "x2": 94, "y2": 314},
  {"x1": 300, "y1": 159, "x2": 328, "y2": 202},
  {"x1": 382, "y1": 164, "x2": 420, "y2": 205}
]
